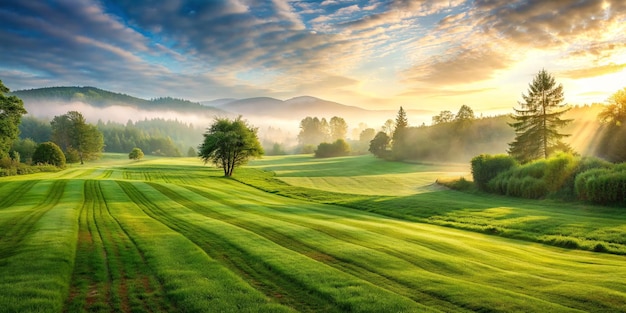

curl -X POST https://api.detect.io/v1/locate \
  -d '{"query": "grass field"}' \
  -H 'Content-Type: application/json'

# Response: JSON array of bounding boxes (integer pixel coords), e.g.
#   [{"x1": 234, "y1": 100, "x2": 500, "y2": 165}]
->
[
  {"x1": 248, "y1": 155, "x2": 469, "y2": 196},
  {"x1": 1, "y1": 154, "x2": 626, "y2": 312}
]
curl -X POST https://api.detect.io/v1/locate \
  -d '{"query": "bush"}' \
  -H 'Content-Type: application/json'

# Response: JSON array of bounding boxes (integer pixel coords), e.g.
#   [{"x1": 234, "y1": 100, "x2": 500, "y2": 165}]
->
[
  {"x1": 471, "y1": 154, "x2": 518, "y2": 190},
  {"x1": 129, "y1": 147, "x2": 145, "y2": 160},
  {"x1": 32, "y1": 142, "x2": 66, "y2": 167},
  {"x1": 576, "y1": 168, "x2": 626, "y2": 205},
  {"x1": 314, "y1": 139, "x2": 350, "y2": 158}
]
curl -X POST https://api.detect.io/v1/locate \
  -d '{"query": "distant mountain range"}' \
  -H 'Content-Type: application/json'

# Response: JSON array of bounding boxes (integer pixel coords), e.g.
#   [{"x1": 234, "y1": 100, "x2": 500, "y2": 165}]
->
[
  {"x1": 12, "y1": 86, "x2": 430, "y2": 124},
  {"x1": 202, "y1": 96, "x2": 430, "y2": 121},
  {"x1": 11, "y1": 86, "x2": 226, "y2": 116}
]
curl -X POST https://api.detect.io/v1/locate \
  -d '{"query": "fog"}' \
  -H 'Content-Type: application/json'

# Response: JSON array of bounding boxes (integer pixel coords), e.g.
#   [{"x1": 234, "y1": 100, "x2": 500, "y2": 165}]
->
[
  {"x1": 23, "y1": 100, "x2": 218, "y2": 128},
  {"x1": 21, "y1": 99, "x2": 607, "y2": 162}
]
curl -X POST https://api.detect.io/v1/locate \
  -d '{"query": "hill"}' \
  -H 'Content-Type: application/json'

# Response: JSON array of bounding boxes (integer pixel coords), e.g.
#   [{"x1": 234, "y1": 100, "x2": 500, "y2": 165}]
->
[
  {"x1": 11, "y1": 86, "x2": 226, "y2": 115},
  {"x1": 216, "y1": 95, "x2": 430, "y2": 122}
]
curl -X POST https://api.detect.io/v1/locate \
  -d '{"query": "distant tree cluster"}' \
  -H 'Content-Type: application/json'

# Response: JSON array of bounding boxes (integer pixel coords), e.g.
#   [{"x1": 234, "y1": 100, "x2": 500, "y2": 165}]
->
[
  {"x1": 52, "y1": 111, "x2": 104, "y2": 164},
  {"x1": 369, "y1": 105, "x2": 505, "y2": 162},
  {"x1": 97, "y1": 119, "x2": 200, "y2": 157},
  {"x1": 297, "y1": 116, "x2": 348, "y2": 148},
  {"x1": 298, "y1": 116, "x2": 352, "y2": 157}
]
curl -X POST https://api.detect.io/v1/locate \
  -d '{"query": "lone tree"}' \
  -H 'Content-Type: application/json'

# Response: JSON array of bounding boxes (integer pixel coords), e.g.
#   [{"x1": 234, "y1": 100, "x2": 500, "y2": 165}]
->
[
  {"x1": 0, "y1": 80, "x2": 28, "y2": 158},
  {"x1": 508, "y1": 69, "x2": 573, "y2": 163},
  {"x1": 128, "y1": 147, "x2": 144, "y2": 160},
  {"x1": 198, "y1": 116, "x2": 263, "y2": 177}
]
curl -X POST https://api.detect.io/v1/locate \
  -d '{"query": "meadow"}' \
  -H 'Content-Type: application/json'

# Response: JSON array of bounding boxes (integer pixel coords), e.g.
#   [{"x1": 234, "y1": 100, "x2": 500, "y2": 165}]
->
[{"x1": 1, "y1": 154, "x2": 626, "y2": 312}]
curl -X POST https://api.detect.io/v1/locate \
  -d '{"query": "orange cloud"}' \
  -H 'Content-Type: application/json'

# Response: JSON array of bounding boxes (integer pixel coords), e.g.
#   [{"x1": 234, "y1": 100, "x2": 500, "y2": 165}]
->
[{"x1": 562, "y1": 63, "x2": 626, "y2": 79}]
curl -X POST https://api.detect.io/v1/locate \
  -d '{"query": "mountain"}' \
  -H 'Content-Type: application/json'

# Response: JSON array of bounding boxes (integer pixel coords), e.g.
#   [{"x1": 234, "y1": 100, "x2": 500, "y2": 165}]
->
[
  {"x1": 11, "y1": 86, "x2": 433, "y2": 128},
  {"x1": 201, "y1": 98, "x2": 238, "y2": 107},
  {"x1": 11, "y1": 86, "x2": 225, "y2": 115},
  {"x1": 218, "y1": 95, "x2": 430, "y2": 122}
]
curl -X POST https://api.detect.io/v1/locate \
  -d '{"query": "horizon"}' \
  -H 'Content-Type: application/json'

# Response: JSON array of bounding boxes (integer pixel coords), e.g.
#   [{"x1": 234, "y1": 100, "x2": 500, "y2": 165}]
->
[{"x1": 1, "y1": 1, "x2": 625, "y2": 112}]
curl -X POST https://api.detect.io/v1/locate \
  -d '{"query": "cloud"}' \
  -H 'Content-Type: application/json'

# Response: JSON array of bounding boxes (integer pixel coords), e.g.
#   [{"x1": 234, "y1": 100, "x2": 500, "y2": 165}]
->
[
  {"x1": 404, "y1": 47, "x2": 511, "y2": 85},
  {"x1": 562, "y1": 63, "x2": 626, "y2": 79},
  {"x1": 399, "y1": 87, "x2": 496, "y2": 98}
]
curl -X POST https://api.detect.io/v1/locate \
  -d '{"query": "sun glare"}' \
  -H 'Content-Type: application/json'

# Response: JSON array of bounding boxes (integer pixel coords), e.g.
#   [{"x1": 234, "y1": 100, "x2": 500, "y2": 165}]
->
[{"x1": 569, "y1": 68, "x2": 626, "y2": 104}]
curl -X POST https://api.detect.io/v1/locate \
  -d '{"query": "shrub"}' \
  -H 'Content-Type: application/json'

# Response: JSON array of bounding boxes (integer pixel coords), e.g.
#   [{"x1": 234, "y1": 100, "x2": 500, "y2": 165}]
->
[
  {"x1": 315, "y1": 139, "x2": 350, "y2": 158},
  {"x1": 32, "y1": 142, "x2": 66, "y2": 167},
  {"x1": 471, "y1": 154, "x2": 518, "y2": 190},
  {"x1": 129, "y1": 147, "x2": 145, "y2": 160},
  {"x1": 575, "y1": 166, "x2": 626, "y2": 205}
]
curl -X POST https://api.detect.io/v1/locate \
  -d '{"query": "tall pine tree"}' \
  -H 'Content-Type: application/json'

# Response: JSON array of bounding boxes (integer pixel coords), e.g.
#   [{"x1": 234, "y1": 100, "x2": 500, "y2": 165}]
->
[
  {"x1": 392, "y1": 106, "x2": 409, "y2": 160},
  {"x1": 508, "y1": 69, "x2": 573, "y2": 163}
]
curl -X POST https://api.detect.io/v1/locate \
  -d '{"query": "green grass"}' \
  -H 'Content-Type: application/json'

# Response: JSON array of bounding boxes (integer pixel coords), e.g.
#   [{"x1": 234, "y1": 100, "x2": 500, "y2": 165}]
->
[
  {"x1": 248, "y1": 155, "x2": 469, "y2": 196},
  {"x1": 238, "y1": 156, "x2": 626, "y2": 255},
  {"x1": 1, "y1": 154, "x2": 626, "y2": 312}
]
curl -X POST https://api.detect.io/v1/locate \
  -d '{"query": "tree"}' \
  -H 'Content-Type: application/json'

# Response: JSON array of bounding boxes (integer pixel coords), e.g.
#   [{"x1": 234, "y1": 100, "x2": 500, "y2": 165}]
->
[
  {"x1": 359, "y1": 128, "x2": 376, "y2": 144},
  {"x1": 297, "y1": 117, "x2": 329, "y2": 146},
  {"x1": 432, "y1": 110, "x2": 455, "y2": 125},
  {"x1": 198, "y1": 116, "x2": 263, "y2": 177},
  {"x1": 455, "y1": 105, "x2": 475, "y2": 121},
  {"x1": 51, "y1": 111, "x2": 104, "y2": 164},
  {"x1": 381, "y1": 119, "x2": 395, "y2": 137},
  {"x1": 329, "y1": 116, "x2": 348, "y2": 141},
  {"x1": 392, "y1": 107, "x2": 409, "y2": 160},
  {"x1": 11, "y1": 138, "x2": 37, "y2": 163},
  {"x1": 454, "y1": 105, "x2": 476, "y2": 133},
  {"x1": 187, "y1": 146, "x2": 196, "y2": 157},
  {"x1": 0, "y1": 80, "x2": 28, "y2": 158},
  {"x1": 129, "y1": 147, "x2": 144, "y2": 160},
  {"x1": 598, "y1": 87, "x2": 626, "y2": 125},
  {"x1": 508, "y1": 69, "x2": 573, "y2": 163},
  {"x1": 596, "y1": 87, "x2": 626, "y2": 162},
  {"x1": 369, "y1": 131, "x2": 390, "y2": 158},
  {"x1": 32, "y1": 142, "x2": 66, "y2": 167}
]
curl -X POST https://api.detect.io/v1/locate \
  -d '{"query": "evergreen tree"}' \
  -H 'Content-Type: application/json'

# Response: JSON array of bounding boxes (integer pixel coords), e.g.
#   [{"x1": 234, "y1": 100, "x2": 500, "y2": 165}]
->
[
  {"x1": 508, "y1": 69, "x2": 573, "y2": 163},
  {"x1": 392, "y1": 106, "x2": 409, "y2": 160}
]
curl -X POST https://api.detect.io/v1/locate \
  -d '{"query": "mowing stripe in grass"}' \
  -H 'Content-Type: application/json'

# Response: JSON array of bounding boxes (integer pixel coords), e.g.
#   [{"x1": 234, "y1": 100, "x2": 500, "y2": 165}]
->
[
  {"x1": 0, "y1": 179, "x2": 82, "y2": 313},
  {"x1": 0, "y1": 180, "x2": 66, "y2": 260},
  {"x1": 166, "y1": 177, "x2": 626, "y2": 312},
  {"x1": 162, "y1": 183, "x2": 590, "y2": 313},
  {"x1": 64, "y1": 180, "x2": 174, "y2": 313},
  {"x1": 146, "y1": 183, "x2": 343, "y2": 313},
  {"x1": 0, "y1": 180, "x2": 38, "y2": 210},
  {"x1": 113, "y1": 180, "x2": 294, "y2": 313},
  {"x1": 129, "y1": 181, "x2": 435, "y2": 313}
]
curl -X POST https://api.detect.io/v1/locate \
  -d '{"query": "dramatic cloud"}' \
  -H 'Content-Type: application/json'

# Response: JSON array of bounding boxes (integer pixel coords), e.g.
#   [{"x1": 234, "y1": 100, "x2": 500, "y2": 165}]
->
[{"x1": 1, "y1": 0, "x2": 625, "y2": 112}]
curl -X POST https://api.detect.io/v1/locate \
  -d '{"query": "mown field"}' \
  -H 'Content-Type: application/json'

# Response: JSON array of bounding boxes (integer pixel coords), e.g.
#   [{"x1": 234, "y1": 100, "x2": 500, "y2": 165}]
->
[{"x1": 1, "y1": 154, "x2": 626, "y2": 312}]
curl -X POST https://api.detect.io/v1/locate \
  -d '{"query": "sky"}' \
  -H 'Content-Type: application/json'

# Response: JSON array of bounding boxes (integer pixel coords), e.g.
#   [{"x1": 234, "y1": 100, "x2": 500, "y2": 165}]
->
[{"x1": 1, "y1": 0, "x2": 625, "y2": 114}]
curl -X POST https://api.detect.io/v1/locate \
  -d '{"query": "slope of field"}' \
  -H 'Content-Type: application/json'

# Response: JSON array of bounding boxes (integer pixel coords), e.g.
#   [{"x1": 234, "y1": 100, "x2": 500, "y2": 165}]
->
[
  {"x1": 1, "y1": 156, "x2": 626, "y2": 312},
  {"x1": 248, "y1": 155, "x2": 469, "y2": 196}
]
